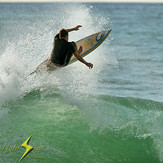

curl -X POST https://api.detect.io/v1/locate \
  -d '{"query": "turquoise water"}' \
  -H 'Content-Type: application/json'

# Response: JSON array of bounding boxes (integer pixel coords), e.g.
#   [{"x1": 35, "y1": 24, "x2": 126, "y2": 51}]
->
[{"x1": 0, "y1": 3, "x2": 163, "y2": 163}]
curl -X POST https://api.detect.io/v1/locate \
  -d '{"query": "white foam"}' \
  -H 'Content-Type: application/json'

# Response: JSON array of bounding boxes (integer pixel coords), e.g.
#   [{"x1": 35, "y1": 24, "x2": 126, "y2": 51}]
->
[{"x1": 0, "y1": 3, "x2": 115, "y2": 107}]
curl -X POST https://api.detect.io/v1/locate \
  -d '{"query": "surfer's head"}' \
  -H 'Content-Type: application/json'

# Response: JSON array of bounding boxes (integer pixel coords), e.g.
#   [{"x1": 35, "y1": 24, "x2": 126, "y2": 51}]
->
[{"x1": 59, "y1": 29, "x2": 68, "y2": 41}]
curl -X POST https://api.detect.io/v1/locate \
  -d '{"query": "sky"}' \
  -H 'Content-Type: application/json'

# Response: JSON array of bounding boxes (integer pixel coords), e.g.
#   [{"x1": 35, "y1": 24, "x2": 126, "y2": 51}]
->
[{"x1": 0, "y1": 0, "x2": 163, "y2": 2}]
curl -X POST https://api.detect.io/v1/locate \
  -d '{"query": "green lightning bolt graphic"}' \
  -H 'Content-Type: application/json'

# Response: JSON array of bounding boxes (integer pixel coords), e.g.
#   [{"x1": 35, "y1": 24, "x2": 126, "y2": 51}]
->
[{"x1": 19, "y1": 136, "x2": 33, "y2": 162}]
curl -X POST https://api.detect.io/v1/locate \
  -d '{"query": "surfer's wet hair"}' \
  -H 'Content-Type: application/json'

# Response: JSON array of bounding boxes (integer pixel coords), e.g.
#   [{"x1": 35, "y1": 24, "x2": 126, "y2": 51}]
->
[{"x1": 59, "y1": 29, "x2": 68, "y2": 39}]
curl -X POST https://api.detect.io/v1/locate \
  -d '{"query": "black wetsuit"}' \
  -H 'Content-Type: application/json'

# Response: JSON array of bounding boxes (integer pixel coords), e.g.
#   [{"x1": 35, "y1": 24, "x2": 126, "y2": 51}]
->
[{"x1": 50, "y1": 34, "x2": 77, "y2": 66}]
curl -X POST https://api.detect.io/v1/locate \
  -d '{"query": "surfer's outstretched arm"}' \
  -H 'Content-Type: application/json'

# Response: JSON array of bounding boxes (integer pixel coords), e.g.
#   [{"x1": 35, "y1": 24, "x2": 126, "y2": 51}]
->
[
  {"x1": 58, "y1": 25, "x2": 82, "y2": 39},
  {"x1": 66, "y1": 25, "x2": 82, "y2": 32},
  {"x1": 73, "y1": 46, "x2": 93, "y2": 69}
]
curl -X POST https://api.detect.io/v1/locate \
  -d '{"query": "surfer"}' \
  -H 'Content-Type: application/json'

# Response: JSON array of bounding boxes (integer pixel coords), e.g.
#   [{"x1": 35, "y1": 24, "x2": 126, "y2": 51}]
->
[{"x1": 50, "y1": 25, "x2": 93, "y2": 69}]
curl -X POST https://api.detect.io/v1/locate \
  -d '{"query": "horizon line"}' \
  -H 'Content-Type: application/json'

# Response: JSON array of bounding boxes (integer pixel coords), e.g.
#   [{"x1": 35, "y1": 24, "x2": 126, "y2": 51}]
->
[{"x1": 0, "y1": 0, "x2": 163, "y2": 3}]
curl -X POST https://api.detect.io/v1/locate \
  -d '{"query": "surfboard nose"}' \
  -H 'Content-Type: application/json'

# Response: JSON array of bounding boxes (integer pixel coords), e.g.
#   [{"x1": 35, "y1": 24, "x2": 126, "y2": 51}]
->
[{"x1": 107, "y1": 28, "x2": 112, "y2": 32}]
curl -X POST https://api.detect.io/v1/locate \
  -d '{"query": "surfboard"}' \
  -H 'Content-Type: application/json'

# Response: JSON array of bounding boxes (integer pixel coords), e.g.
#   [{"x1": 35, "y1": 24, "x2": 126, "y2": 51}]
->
[{"x1": 35, "y1": 29, "x2": 112, "y2": 73}]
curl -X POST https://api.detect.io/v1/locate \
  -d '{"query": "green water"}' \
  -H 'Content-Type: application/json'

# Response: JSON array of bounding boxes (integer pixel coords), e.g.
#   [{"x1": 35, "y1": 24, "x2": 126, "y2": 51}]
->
[{"x1": 0, "y1": 89, "x2": 162, "y2": 163}]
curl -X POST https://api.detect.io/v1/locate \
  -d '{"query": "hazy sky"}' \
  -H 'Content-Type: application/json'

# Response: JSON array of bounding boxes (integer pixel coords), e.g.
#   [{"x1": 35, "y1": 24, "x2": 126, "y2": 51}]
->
[{"x1": 0, "y1": 0, "x2": 163, "y2": 2}]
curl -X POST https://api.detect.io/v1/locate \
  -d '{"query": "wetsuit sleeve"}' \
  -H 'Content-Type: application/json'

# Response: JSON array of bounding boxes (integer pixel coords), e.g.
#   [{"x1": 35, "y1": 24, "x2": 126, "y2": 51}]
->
[{"x1": 69, "y1": 41, "x2": 77, "y2": 53}]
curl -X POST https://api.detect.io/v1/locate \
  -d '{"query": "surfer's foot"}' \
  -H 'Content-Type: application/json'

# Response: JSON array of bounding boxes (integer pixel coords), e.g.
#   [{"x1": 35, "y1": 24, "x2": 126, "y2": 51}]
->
[{"x1": 78, "y1": 46, "x2": 83, "y2": 55}]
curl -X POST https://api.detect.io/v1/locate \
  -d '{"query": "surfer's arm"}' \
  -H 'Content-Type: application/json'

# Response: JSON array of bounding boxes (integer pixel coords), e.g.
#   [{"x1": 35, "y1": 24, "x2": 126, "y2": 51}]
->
[
  {"x1": 73, "y1": 51, "x2": 93, "y2": 69},
  {"x1": 66, "y1": 25, "x2": 82, "y2": 32}
]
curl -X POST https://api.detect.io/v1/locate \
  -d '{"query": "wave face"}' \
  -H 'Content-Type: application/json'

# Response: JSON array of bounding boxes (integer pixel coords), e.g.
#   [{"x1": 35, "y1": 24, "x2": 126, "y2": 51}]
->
[{"x1": 0, "y1": 3, "x2": 163, "y2": 163}]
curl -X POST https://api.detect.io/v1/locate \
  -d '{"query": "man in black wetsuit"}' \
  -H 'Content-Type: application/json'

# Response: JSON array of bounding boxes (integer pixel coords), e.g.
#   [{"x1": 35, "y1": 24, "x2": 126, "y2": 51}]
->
[{"x1": 50, "y1": 25, "x2": 93, "y2": 69}]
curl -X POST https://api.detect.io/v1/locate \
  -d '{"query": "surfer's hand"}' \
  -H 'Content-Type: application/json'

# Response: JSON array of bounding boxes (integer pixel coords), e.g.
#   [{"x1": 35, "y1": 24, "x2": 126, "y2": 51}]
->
[
  {"x1": 74, "y1": 25, "x2": 82, "y2": 31},
  {"x1": 86, "y1": 63, "x2": 93, "y2": 69}
]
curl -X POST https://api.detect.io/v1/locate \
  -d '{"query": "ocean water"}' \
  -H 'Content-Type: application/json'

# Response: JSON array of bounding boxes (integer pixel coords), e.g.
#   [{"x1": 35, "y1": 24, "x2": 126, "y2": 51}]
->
[{"x1": 0, "y1": 2, "x2": 163, "y2": 163}]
